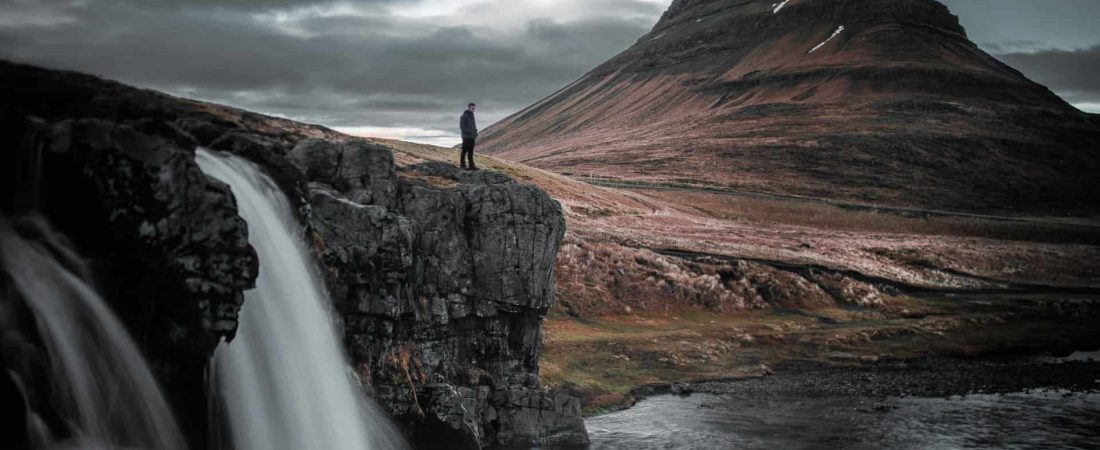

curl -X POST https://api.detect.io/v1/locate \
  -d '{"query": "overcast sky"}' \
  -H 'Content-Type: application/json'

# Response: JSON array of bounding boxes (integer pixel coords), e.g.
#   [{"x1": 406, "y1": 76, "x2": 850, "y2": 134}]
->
[{"x1": 1, "y1": 0, "x2": 1098, "y2": 145}]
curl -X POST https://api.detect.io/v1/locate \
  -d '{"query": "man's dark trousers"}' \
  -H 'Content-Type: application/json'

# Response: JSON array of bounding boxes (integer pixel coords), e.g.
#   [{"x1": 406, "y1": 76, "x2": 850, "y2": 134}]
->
[{"x1": 461, "y1": 138, "x2": 477, "y2": 169}]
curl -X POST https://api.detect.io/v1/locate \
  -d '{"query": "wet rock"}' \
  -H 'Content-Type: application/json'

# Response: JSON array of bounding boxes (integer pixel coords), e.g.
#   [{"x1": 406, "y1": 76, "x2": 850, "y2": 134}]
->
[
  {"x1": 495, "y1": 388, "x2": 587, "y2": 447},
  {"x1": 62, "y1": 119, "x2": 259, "y2": 344},
  {"x1": 208, "y1": 131, "x2": 309, "y2": 212}
]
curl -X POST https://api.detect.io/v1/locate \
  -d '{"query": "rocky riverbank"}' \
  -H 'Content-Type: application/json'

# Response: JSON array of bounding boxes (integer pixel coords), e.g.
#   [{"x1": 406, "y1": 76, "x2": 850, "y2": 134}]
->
[{"x1": 639, "y1": 353, "x2": 1100, "y2": 400}]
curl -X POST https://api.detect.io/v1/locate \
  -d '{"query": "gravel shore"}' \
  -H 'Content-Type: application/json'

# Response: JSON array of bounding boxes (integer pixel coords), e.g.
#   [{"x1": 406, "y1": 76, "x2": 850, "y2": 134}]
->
[{"x1": 635, "y1": 352, "x2": 1100, "y2": 400}]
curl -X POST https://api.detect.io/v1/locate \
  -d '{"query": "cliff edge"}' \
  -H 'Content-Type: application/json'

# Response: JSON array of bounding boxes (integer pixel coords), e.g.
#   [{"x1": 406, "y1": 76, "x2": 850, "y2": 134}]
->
[{"x1": 0, "y1": 59, "x2": 586, "y2": 449}]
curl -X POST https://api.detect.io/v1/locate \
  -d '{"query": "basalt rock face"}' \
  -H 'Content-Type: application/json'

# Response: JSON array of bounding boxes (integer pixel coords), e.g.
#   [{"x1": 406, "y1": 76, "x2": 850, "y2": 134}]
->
[
  {"x1": 299, "y1": 139, "x2": 586, "y2": 447},
  {"x1": 1, "y1": 60, "x2": 586, "y2": 448},
  {"x1": 479, "y1": 0, "x2": 1100, "y2": 213}
]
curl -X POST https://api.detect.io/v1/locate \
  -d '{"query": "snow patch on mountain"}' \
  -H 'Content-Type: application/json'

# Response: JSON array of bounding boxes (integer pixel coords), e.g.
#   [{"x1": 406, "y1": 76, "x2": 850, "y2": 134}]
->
[{"x1": 808, "y1": 25, "x2": 845, "y2": 53}]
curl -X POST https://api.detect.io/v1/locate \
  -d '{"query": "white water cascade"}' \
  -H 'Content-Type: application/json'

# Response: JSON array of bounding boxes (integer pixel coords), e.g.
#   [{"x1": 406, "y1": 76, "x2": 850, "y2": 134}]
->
[
  {"x1": 0, "y1": 216, "x2": 186, "y2": 450},
  {"x1": 197, "y1": 149, "x2": 406, "y2": 450}
]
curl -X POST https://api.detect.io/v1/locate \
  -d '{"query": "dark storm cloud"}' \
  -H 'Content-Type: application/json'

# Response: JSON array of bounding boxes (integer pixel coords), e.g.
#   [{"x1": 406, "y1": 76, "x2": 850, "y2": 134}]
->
[
  {"x1": 0, "y1": 0, "x2": 661, "y2": 140},
  {"x1": 3, "y1": 0, "x2": 1095, "y2": 140},
  {"x1": 979, "y1": 40, "x2": 1046, "y2": 54},
  {"x1": 940, "y1": 0, "x2": 1100, "y2": 52},
  {"x1": 103, "y1": 0, "x2": 409, "y2": 11},
  {"x1": 937, "y1": 0, "x2": 1100, "y2": 112},
  {"x1": 996, "y1": 46, "x2": 1100, "y2": 104}
]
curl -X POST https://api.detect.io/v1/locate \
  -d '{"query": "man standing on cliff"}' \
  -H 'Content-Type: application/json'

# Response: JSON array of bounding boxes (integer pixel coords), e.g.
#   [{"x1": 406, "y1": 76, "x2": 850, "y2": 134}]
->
[{"x1": 459, "y1": 103, "x2": 479, "y2": 170}]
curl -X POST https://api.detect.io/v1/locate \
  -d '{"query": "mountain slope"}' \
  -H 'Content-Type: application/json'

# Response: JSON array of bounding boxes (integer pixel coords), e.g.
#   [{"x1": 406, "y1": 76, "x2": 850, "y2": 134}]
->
[{"x1": 478, "y1": 0, "x2": 1100, "y2": 213}]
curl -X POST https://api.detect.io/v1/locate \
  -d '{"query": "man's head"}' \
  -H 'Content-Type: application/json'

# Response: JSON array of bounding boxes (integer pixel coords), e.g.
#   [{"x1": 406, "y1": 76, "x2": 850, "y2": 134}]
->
[{"x1": 467, "y1": 103, "x2": 476, "y2": 112}]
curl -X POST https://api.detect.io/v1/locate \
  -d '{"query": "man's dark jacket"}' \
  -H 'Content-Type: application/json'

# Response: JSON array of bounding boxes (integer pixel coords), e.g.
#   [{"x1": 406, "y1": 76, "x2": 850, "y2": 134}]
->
[{"x1": 460, "y1": 110, "x2": 478, "y2": 139}]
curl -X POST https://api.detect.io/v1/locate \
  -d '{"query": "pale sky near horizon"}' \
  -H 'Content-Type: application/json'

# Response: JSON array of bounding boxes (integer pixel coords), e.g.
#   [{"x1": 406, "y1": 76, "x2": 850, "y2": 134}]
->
[{"x1": 0, "y1": 0, "x2": 1097, "y2": 145}]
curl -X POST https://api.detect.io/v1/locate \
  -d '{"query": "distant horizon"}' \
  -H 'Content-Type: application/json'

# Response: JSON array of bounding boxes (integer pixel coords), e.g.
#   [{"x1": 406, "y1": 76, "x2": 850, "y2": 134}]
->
[{"x1": 1, "y1": 0, "x2": 1097, "y2": 145}]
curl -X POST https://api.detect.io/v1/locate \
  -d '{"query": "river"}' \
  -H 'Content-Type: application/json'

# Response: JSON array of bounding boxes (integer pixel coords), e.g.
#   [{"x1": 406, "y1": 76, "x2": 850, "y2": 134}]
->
[
  {"x1": 586, "y1": 354, "x2": 1100, "y2": 449},
  {"x1": 587, "y1": 390, "x2": 1100, "y2": 449}
]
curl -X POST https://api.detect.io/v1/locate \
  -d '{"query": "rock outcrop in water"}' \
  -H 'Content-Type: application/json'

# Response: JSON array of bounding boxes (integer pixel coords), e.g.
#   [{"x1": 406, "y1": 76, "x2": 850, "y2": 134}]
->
[
  {"x1": 479, "y1": 0, "x2": 1100, "y2": 213},
  {"x1": 0, "y1": 59, "x2": 586, "y2": 448}
]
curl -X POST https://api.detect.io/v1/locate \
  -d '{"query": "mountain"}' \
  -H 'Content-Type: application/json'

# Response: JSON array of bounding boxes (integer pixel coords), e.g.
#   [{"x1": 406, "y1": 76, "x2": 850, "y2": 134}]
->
[{"x1": 478, "y1": 0, "x2": 1100, "y2": 213}]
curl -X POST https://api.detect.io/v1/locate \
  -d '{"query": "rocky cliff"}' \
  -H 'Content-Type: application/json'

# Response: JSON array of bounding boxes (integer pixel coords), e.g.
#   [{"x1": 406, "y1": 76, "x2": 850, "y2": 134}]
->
[
  {"x1": 301, "y1": 145, "x2": 585, "y2": 448},
  {"x1": 479, "y1": 0, "x2": 1100, "y2": 213},
  {"x1": 0, "y1": 60, "x2": 586, "y2": 448}
]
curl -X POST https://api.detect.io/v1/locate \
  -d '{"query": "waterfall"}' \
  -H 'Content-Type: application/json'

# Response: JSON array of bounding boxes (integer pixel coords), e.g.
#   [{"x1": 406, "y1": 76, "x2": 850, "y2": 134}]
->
[
  {"x1": 197, "y1": 148, "x2": 406, "y2": 450},
  {"x1": 0, "y1": 216, "x2": 186, "y2": 450}
]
